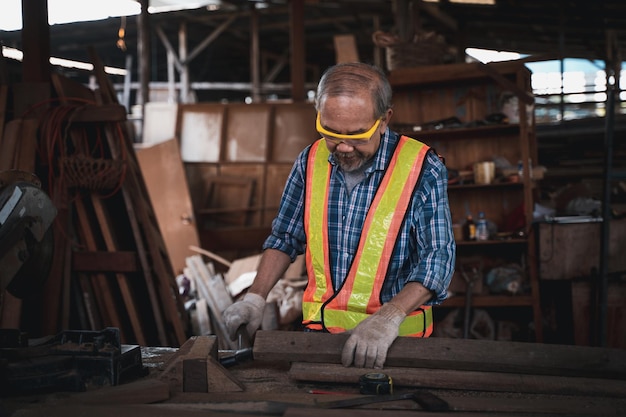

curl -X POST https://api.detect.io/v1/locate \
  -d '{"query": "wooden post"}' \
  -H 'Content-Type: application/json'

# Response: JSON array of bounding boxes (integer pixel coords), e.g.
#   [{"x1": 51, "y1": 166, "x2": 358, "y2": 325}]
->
[
  {"x1": 289, "y1": 0, "x2": 306, "y2": 102},
  {"x1": 21, "y1": 0, "x2": 50, "y2": 83},
  {"x1": 137, "y1": 0, "x2": 150, "y2": 107},
  {"x1": 250, "y1": 7, "x2": 261, "y2": 102}
]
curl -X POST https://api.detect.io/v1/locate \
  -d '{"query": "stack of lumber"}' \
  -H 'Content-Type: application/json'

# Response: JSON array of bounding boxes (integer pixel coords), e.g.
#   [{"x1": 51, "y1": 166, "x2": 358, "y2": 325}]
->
[
  {"x1": 183, "y1": 254, "x2": 235, "y2": 350},
  {"x1": 45, "y1": 59, "x2": 189, "y2": 347},
  {"x1": 0, "y1": 51, "x2": 188, "y2": 347}
]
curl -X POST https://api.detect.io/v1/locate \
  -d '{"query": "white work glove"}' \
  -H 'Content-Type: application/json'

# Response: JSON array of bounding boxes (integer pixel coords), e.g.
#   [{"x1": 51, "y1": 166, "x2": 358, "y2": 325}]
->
[
  {"x1": 341, "y1": 303, "x2": 405, "y2": 369},
  {"x1": 222, "y1": 292, "x2": 266, "y2": 340}
]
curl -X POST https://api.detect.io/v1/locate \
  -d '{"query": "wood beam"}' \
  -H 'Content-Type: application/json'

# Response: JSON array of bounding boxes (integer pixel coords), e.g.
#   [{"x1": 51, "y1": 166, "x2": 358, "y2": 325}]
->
[
  {"x1": 137, "y1": 0, "x2": 150, "y2": 106},
  {"x1": 289, "y1": 362, "x2": 626, "y2": 398},
  {"x1": 21, "y1": 0, "x2": 50, "y2": 83},
  {"x1": 253, "y1": 330, "x2": 626, "y2": 380},
  {"x1": 289, "y1": 0, "x2": 306, "y2": 102}
]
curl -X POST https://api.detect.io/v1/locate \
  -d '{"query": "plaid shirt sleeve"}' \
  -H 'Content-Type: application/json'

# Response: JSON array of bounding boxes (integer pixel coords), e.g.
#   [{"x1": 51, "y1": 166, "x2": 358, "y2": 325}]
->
[{"x1": 400, "y1": 149, "x2": 456, "y2": 304}]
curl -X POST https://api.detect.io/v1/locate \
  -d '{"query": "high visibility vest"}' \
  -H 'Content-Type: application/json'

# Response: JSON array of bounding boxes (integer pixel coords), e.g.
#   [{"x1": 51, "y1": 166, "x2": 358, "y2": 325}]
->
[{"x1": 302, "y1": 136, "x2": 433, "y2": 337}]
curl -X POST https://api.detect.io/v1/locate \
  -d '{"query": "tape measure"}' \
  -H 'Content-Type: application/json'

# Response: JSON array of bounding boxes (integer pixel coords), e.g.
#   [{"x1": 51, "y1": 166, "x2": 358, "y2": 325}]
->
[{"x1": 358, "y1": 372, "x2": 393, "y2": 395}]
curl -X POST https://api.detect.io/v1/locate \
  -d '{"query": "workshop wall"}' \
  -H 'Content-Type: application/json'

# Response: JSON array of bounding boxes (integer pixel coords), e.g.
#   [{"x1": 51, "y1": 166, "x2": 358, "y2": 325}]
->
[{"x1": 160, "y1": 101, "x2": 320, "y2": 258}]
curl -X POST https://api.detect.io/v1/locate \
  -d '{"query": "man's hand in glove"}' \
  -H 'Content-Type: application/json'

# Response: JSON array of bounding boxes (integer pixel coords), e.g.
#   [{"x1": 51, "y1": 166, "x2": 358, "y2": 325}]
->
[
  {"x1": 341, "y1": 302, "x2": 406, "y2": 369},
  {"x1": 222, "y1": 292, "x2": 266, "y2": 340}
]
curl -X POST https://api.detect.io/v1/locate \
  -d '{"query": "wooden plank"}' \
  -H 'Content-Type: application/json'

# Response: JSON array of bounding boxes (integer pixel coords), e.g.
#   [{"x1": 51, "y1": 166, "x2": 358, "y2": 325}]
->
[
  {"x1": 142, "y1": 102, "x2": 179, "y2": 146},
  {"x1": 177, "y1": 103, "x2": 225, "y2": 163},
  {"x1": 135, "y1": 138, "x2": 201, "y2": 275},
  {"x1": 188, "y1": 256, "x2": 233, "y2": 313},
  {"x1": 51, "y1": 63, "x2": 175, "y2": 346},
  {"x1": 105, "y1": 122, "x2": 188, "y2": 347},
  {"x1": 0, "y1": 291, "x2": 22, "y2": 328},
  {"x1": 41, "y1": 204, "x2": 70, "y2": 335},
  {"x1": 205, "y1": 356, "x2": 246, "y2": 392},
  {"x1": 70, "y1": 104, "x2": 128, "y2": 123},
  {"x1": 11, "y1": 405, "x2": 253, "y2": 417},
  {"x1": 0, "y1": 85, "x2": 8, "y2": 144},
  {"x1": 573, "y1": 281, "x2": 626, "y2": 350},
  {"x1": 178, "y1": 335, "x2": 244, "y2": 393},
  {"x1": 11, "y1": 82, "x2": 50, "y2": 120},
  {"x1": 76, "y1": 273, "x2": 102, "y2": 330},
  {"x1": 89, "y1": 50, "x2": 188, "y2": 346},
  {"x1": 108, "y1": 168, "x2": 170, "y2": 345},
  {"x1": 182, "y1": 359, "x2": 208, "y2": 392},
  {"x1": 64, "y1": 378, "x2": 170, "y2": 405},
  {"x1": 289, "y1": 362, "x2": 626, "y2": 398},
  {"x1": 51, "y1": 72, "x2": 97, "y2": 104},
  {"x1": 189, "y1": 245, "x2": 232, "y2": 269},
  {"x1": 192, "y1": 297, "x2": 212, "y2": 336},
  {"x1": 388, "y1": 61, "x2": 529, "y2": 88},
  {"x1": 333, "y1": 34, "x2": 360, "y2": 63},
  {"x1": 284, "y1": 394, "x2": 626, "y2": 416},
  {"x1": 285, "y1": 410, "x2": 468, "y2": 417},
  {"x1": 538, "y1": 220, "x2": 626, "y2": 279},
  {"x1": 74, "y1": 196, "x2": 126, "y2": 340},
  {"x1": 87, "y1": 46, "x2": 119, "y2": 105},
  {"x1": 70, "y1": 273, "x2": 90, "y2": 329},
  {"x1": 217, "y1": 164, "x2": 265, "y2": 227},
  {"x1": 198, "y1": 176, "x2": 255, "y2": 227},
  {"x1": 252, "y1": 331, "x2": 626, "y2": 380},
  {"x1": 91, "y1": 195, "x2": 147, "y2": 346},
  {"x1": 185, "y1": 255, "x2": 235, "y2": 350},
  {"x1": 72, "y1": 251, "x2": 139, "y2": 273},
  {"x1": 0, "y1": 119, "x2": 21, "y2": 170},
  {"x1": 181, "y1": 335, "x2": 216, "y2": 393},
  {"x1": 158, "y1": 335, "x2": 242, "y2": 393},
  {"x1": 224, "y1": 103, "x2": 270, "y2": 162},
  {"x1": 60, "y1": 234, "x2": 73, "y2": 330},
  {"x1": 270, "y1": 103, "x2": 317, "y2": 163}
]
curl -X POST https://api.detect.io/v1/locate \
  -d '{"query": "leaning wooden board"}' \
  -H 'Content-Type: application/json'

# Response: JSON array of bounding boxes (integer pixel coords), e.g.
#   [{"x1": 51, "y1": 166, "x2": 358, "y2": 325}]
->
[{"x1": 253, "y1": 330, "x2": 626, "y2": 380}]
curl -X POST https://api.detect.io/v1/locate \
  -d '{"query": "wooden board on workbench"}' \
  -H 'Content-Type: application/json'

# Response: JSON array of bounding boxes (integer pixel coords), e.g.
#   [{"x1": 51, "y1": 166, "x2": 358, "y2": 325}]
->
[
  {"x1": 10, "y1": 405, "x2": 254, "y2": 417},
  {"x1": 289, "y1": 362, "x2": 626, "y2": 398},
  {"x1": 158, "y1": 335, "x2": 243, "y2": 393},
  {"x1": 252, "y1": 330, "x2": 626, "y2": 380}
]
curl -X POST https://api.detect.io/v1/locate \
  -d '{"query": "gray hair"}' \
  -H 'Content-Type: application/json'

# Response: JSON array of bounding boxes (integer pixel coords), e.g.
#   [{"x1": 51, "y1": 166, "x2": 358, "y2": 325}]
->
[{"x1": 314, "y1": 62, "x2": 393, "y2": 119}]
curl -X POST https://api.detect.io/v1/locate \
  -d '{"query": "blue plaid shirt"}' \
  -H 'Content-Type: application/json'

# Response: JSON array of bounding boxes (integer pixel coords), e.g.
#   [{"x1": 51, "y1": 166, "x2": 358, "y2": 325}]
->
[{"x1": 263, "y1": 128, "x2": 456, "y2": 305}]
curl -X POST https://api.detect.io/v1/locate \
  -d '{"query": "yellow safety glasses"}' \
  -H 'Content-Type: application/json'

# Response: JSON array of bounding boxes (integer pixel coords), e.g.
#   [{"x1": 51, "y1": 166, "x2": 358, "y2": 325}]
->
[{"x1": 316, "y1": 112, "x2": 381, "y2": 147}]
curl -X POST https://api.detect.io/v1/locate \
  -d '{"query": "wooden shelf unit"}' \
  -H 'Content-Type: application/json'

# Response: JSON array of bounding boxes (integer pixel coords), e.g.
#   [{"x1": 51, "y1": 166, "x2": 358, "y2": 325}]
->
[{"x1": 389, "y1": 61, "x2": 543, "y2": 342}]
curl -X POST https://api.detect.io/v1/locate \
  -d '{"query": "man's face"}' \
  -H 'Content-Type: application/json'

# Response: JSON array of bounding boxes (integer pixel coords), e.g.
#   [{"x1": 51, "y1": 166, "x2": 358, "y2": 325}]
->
[{"x1": 317, "y1": 94, "x2": 390, "y2": 172}]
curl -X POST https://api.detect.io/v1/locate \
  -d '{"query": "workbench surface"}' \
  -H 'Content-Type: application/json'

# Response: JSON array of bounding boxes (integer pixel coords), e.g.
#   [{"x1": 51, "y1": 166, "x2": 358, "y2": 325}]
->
[{"x1": 2, "y1": 334, "x2": 626, "y2": 417}]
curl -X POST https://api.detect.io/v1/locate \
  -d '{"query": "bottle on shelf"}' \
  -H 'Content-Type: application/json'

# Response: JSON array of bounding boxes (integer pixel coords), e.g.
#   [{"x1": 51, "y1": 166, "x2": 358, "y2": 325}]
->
[
  {"x1": 517, "y1": 158, "x2": 533, "y2": 179},
  {"x1": 462, "y1": 214, "x2": 476, "y2": 241},
  {"x1": 476, "y1": 211, "x2": 489, "y2": 241}
]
